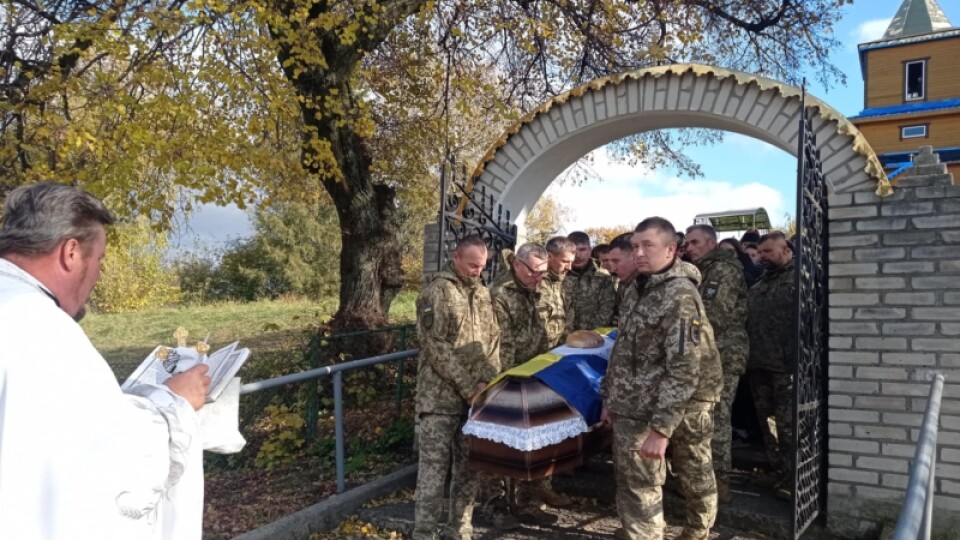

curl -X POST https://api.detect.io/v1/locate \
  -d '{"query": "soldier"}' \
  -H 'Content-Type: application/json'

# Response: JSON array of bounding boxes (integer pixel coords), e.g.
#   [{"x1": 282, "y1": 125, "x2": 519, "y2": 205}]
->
[
  {"x1": 541, "y1": 236, "x2": 575, "y2": 349},
  {"x1": 608, "y1": 234, "x2": 638, "y2": 325},
  {"x1": 414, "y1": 235, "x2": 502, "y2": 540},
  {"x1": 746, "y1": 232, "x2": 797, "y2": 500},
  {"x1": 489, "y1": 242, "x2": 572, "y2": 520},
  {"x1": 601, "y1": 217, "x2": 723, "y2": 540},
  {"x1": 594, "y1": 243, "x2": 614, "y2": 274},
  {"x1": 491, "y1": 243, "x2": 549, "y2": 371},
  {"x1": 564, "y1": 231, "x2": 617, "y2": 331},
  {"x1": 684, "y1": 224, "x2": 749, "y2": 503}
]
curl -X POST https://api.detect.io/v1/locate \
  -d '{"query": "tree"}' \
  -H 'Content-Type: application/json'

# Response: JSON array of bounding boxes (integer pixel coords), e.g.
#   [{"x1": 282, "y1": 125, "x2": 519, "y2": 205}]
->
[
  {"x1": 3, "y1": 0, "x2": 851, "y2": 331},
  {"x1": 524, "y1": 195, "x2": 572, "y2": 245},
  {"x1": 583, "y1": 226, "x2": 633, "y2": 245},
  {"x1": 90, "y1": 218, "x2": 181, "y2": 313}
]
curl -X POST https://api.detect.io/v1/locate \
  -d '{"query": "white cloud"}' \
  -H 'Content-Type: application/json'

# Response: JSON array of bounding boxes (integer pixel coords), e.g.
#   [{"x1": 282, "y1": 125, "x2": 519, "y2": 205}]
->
[
  {"x1": 171, "y1": 203, "x2": 254, "y2": 252},
  {"x1": 854, "y1": 18, "x2": 891, "y2": 44},
  {"x1": 545, "y1": 150, "x2": 785, "y2": 235}
]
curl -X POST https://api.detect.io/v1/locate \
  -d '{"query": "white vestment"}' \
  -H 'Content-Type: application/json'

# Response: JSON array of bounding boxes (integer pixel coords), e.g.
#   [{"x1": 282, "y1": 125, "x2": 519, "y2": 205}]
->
[{"x1": 0, "y1": 259, "x2": 203, "y2": 540}]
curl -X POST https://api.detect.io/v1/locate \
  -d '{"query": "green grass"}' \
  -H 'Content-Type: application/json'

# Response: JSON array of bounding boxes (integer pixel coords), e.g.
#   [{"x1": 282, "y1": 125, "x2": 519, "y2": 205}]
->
[{"x1": 81, "y1": 292, "x2": 418, "y2": 374}]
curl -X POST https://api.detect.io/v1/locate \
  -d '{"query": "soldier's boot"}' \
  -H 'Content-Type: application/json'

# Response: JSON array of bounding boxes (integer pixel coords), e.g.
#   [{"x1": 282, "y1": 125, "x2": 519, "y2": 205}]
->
[
  {"x1": 716, "y1": 476, "x2": 732, "y2": 504},
  {"x1": 676, "y1": 529, "x2": 710, "y2": 540},
  {"x1": 412, "y1": 499, "x2": 443, "y2": 540},
  {"x1": 538, "y1": 485, "x2": 574, "y2": 508}
]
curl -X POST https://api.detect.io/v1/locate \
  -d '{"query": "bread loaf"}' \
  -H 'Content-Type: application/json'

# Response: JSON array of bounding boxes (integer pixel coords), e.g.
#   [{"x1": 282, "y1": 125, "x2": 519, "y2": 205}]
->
[{"x1": 565, "y1": 330, "x2": 604, "y2": 348}]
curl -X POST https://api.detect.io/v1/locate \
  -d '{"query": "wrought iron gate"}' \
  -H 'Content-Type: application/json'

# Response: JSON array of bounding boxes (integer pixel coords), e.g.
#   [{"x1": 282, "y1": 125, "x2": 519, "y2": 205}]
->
[
  {"x1": 793, "y1": 90, "x2": 830, "y2": 538},
  {"x1": 437, "y1": 155, "x2": 517, "y2": 284}
]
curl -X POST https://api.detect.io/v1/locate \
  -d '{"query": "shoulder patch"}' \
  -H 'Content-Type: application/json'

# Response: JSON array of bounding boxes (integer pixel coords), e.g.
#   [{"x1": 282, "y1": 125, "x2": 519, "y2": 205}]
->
[
  {"x1": 689, "y1": 316, "x2": 702, "y2": 344},
  {"x1": 419, "y1": 304, "x2": 435, "y2": 329},
  {"x1": 703, "y1": 279, "x2": 721, "y2": 300}
]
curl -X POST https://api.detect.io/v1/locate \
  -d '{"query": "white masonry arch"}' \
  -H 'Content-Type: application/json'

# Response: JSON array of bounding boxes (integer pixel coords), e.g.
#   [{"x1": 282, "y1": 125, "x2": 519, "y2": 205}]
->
[{"x1": 468, "y1": 63, "x2": 891, "y2": 230}]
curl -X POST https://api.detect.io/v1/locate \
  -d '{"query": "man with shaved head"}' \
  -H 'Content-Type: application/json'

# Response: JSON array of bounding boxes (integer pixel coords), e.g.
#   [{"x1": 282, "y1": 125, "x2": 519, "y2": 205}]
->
[
  {"x1": 414, "y1": 235, "x2": 502, "y2": 539},
  {"x1": 602, "y1": 217, "x2": 722, "y2": 540},
  {"x1": 746, "y1": 231, "x2": 797, "y2": 501}
]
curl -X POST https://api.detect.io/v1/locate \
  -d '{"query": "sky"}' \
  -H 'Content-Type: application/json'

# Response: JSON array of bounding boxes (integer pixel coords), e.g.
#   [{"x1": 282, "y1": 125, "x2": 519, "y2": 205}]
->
[{"x1": 175, "y1": 0, "x2": 948, "y2": 248}]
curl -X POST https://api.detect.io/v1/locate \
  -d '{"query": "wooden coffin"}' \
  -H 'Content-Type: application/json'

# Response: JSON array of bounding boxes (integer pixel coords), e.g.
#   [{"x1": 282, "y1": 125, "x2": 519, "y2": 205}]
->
[{"x1": 465, "y1": 377, "x2": 611, "y2": 480}]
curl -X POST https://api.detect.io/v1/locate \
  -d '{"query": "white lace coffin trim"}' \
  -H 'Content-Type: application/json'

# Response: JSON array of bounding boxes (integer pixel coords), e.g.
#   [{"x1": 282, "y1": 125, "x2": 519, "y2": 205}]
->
[{"x1": 462, "y1": 417, "x2": 588, "y2": 451}]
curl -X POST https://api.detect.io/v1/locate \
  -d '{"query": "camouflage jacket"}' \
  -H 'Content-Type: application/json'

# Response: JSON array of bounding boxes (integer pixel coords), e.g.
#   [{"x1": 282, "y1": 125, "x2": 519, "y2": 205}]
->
[
  {"x1": 695, "y1": 248, "x2": 749, "y2": 375},
  {"x1": 540, "y1": 270, "x2": 570, "y2": 350},
  {"x1": 612, "y1": 270, "x2": 639, "y2": 327},
  {"x1": 415, "y1": 264, "x2": 502, "y2": 415},
  {"x1": 602, "y1": 260, "x2": 723, "y2": 438},
  {"x1": 747, "y1": 260, "x2": 797, "y2": 373},
  {"x1": 490, "y1": 271, "x2": 547, "y2": 370},
  {"x1": 564, "y1": 260, "x2": 617, "y2": 331}
]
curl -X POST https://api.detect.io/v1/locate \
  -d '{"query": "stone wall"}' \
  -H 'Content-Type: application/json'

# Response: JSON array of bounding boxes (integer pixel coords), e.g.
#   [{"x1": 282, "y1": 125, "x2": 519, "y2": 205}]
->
[{"x1": 827, "y1": 146, "x2": 960, "y2": 537}]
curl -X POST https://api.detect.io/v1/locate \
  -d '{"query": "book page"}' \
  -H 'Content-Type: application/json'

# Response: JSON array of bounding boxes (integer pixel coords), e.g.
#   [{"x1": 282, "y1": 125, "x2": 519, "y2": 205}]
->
[{"x1": 122, "y1": 343, "x2": 250, "y2": 402}]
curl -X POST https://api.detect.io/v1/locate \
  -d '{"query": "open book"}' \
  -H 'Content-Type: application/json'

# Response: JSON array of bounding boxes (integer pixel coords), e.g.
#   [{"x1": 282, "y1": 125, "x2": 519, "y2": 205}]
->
[{"x1": 121, "y1": 341, "x2": 250, "y2": 403}]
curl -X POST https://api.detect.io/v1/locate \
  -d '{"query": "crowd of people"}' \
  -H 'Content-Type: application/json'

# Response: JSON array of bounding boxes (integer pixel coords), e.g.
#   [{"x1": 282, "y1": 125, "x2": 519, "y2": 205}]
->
[{"x1": 414, "y1": 220, "x2": 798, "y2": 540}]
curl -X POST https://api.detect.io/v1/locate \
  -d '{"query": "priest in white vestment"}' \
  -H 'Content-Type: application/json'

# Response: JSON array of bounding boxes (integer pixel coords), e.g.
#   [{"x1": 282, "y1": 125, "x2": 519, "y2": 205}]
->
[{"x1": 0, "y1": 183, "x2": 210, "y2": 540}]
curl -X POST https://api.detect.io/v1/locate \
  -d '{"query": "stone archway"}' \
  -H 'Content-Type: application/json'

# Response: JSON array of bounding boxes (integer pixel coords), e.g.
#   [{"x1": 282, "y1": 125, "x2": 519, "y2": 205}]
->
[{"x1": 467, "y1": 63, "x2": 890, "y2": 230}]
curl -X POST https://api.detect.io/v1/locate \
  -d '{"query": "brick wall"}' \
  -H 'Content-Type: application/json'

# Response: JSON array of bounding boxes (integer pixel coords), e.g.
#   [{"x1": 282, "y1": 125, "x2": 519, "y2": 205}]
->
[{"x1": 827, "y1": 146, "x2": 960, "y2": 536}]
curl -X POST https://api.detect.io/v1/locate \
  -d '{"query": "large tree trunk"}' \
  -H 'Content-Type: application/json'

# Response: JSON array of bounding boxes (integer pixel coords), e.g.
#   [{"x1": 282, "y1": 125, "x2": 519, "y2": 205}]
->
[
  {"x1": 326, "y1": 177, "x2": 405, "y2": 330},
  {"x1": 273, "y1": 0, "x2": 425, "y2": 333}
]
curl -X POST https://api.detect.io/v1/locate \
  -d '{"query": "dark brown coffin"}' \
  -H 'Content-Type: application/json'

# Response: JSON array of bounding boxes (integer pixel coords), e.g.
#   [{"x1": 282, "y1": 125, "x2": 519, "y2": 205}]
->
[{"x1": 465, "y1": 376, "x2": 611, "y2": 480}]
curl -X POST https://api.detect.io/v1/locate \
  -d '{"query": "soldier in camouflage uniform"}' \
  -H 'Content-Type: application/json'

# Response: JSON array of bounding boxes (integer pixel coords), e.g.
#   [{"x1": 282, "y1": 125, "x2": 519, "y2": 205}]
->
[
  {"x1": 489, "y1": 242, "x2": 572, "y2": 518},
  {"x1": 414, "y1": 235, "x2": 502, "y2": 540},
  {"x1": 746, "y1": 232, "x2": 797, "y2": 499},
  {"x1": 564, "y1": 231, "x2": 617, "y2": 331},
  {"x1": 540, "y1": 236, "x2": 575, "y2": 349},
  {"x1": 490, "y1": 243, "x2": 549, "y2": 371},
  {"x1": 685, "y1": 225, "x2": 749, "y2": 503},
  {"x1": 608, "y1": 234, "x2": 638, "y2": 326},
  {"x1": 601, "y1": 218, "x2": 723, "y2": 540}
]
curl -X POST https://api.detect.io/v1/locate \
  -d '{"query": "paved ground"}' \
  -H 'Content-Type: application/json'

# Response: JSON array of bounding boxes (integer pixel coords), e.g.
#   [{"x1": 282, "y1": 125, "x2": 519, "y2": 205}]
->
[{"x1": 322, "y1": 448, "x2": 848, "y2": 539}]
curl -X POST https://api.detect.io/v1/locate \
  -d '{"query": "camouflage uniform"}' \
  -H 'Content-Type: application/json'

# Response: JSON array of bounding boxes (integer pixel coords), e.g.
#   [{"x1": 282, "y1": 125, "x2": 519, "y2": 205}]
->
[
  {"x1": 414, "y1": 263, "x2": 501, "y2": 540},
  {"x1": 564, "y1": 260, "x2": 617, "y2": 330},
  {"x1": 540, "y1": 270, "x2": 570, "y2": 350},
  {"x1": 491, "y1": 271, "x2": 546, "y2": 371},
  {"x1": 694, "y1": 248, "x2": 749, "y2": 481},
  {"x1": 602, "y1": 260, "x2": 723, "y2": 540},
  {"x1": 612, "y1": 271, "x2": 640, "y2": 327},
  {"x1": 746, "y1": 259, "x2": 797, "y2": 480}
]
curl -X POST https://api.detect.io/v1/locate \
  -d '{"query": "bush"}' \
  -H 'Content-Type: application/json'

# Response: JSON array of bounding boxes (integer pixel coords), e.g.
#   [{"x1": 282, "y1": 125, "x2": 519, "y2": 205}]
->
[{"x1": 89, "y1": 218, "x2": 180, "y2": 313}]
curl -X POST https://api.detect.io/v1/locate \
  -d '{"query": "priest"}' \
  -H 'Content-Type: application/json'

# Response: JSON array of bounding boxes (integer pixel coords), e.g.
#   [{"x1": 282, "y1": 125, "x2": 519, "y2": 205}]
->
[{"x1": 0, "y1": 182, "x2": 210, "y2": 540}]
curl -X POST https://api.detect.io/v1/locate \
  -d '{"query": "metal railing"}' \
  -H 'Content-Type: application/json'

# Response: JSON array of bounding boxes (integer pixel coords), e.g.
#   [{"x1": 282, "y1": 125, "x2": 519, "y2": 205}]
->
[
  {"x1": 240, "y1": 348, "x2": 420, "y2": 494},
  {"x1": 893, "y1": 373, "x2": 945, "y2": 540}
]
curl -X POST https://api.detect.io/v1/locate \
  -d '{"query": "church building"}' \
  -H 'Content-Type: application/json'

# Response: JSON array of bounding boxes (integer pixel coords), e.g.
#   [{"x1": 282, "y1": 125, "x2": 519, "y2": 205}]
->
[{"x1": 851, "y1": 0, "x2": 960, "y2": 179}]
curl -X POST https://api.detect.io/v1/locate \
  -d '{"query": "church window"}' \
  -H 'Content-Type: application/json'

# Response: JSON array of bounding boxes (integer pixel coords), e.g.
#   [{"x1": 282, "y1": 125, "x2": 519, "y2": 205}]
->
[
  {"x1": 901, "y1": 125, "x2": 928, "y2": 139},
  {"x1": 905, "y1": 60, "x2": 926, "y2": 101}
]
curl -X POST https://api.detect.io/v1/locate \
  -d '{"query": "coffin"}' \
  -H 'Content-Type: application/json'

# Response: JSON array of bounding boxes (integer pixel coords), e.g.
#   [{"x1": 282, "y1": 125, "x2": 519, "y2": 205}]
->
[{"x1": 464, "y1": 329, "x2": 617, "y2": 479}]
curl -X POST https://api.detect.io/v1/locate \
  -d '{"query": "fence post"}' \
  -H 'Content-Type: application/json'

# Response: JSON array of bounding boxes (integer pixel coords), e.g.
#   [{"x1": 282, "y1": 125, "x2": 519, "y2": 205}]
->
[
  {"x1": 396, "y1": 325, "x2": 408, "y2": 412},
  {"x1": 334, "y1": 370, "x2": 346, "y2": 493}
]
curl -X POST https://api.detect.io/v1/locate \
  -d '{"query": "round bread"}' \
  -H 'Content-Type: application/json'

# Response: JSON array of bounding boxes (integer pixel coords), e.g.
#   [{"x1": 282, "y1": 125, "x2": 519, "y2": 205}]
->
[{"x1": 565, "y1": 330, "x2": 604, "y2": 349}]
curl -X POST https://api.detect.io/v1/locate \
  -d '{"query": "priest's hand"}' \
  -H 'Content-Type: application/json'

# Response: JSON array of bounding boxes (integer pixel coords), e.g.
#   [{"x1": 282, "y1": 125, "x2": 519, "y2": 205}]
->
[
  {"x1": 637, "y1": 430, "x2": 669, "y2": 460},
  {"x1": 165, "y1": 364, "x2": 211, "y2": 411}
]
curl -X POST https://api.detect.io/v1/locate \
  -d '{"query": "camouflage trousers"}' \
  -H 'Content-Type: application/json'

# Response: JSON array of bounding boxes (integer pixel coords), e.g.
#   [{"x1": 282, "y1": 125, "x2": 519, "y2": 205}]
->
[
  {"x1": 413, "y1": 413, "x2": 479, "y2": 540},
  {"x1": 711, "y1": 370, "x2": 742, "y2": 479},
  {"x1": 748, "y1": 369, "x2": 795, "y2": 479},
  {"x1": 612, "y1": 407, "x2": 717, "y2": 540}
]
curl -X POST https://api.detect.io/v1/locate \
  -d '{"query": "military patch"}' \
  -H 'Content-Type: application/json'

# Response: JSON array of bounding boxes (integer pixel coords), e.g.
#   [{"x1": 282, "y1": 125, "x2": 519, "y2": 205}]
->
[
  {"x1": 703, "y1": 279, "x2": 721, "y2": 300},
  {"x1": 420, "y1": 305, "x2": 435, "y2": 329},
  {"x1": 689, "y1": 316, "x2": 702, "y2": 344}
]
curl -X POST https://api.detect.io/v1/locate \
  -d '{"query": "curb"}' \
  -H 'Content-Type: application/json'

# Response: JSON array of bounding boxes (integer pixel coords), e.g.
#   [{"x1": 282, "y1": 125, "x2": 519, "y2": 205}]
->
[{"x1": 232, "y1": 464, "x2": 419, "y2": 540}]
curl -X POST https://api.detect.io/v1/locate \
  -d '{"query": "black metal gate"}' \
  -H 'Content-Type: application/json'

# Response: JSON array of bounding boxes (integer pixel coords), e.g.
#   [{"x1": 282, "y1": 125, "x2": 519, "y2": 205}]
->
[
  {"x1": 793, "y1": 90, "x2": 830, "y2": 538},
  {"x1": 438, "y1": 155, "x2": 517, "y2": 284}
]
